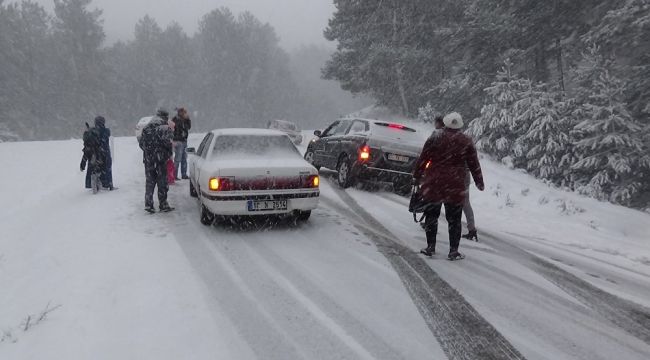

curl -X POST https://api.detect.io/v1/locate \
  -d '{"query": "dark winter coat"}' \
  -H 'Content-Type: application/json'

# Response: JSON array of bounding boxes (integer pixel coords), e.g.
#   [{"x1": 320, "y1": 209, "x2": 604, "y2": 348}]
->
[
  {"x1": 139, "y1": 117, "x2": 173, "y2": 165},
  {"x1": 413, "y1": 129, "x2": 484, "y2": 205},
  {"x1": 172, "y1": 116, "x2": 191, "y2": 142}
]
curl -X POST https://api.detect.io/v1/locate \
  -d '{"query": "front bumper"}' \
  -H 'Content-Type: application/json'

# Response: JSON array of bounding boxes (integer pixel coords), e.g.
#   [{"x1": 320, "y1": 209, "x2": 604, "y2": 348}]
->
[{"x1": 201, "y1": 190, "x2": 319, "y2": 215}]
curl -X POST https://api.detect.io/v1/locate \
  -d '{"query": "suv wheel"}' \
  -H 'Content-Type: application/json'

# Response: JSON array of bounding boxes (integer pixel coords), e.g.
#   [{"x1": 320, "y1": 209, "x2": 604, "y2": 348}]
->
[
  {"x1": 337, "y1": 155, "x2": 356, "y2": 188},
  {"x1": 304, "y1": 149, "x2": 320, "y2": 170},
  {"x1": 395, "y1": 182, "x2": 412, "y2": 196}
]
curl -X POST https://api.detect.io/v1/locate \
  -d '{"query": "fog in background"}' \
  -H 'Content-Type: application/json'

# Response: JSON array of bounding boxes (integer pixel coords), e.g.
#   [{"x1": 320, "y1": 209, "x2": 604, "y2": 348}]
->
[
  {"x1": 0, "y1": 0, "x2": 371, "y2": 141},
  {"x1": 31, "y1": 0, "x2": 336, "y2": 49}
]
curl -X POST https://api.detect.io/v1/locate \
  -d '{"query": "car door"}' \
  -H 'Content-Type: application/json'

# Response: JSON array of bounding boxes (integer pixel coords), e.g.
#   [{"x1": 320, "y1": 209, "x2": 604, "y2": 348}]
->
[
  {"x1": 313, "y1": 121, "x2": 339, "y2": 165},
  {"x1": 324, "y1": 120, "x2": 352, "y2": 169}
]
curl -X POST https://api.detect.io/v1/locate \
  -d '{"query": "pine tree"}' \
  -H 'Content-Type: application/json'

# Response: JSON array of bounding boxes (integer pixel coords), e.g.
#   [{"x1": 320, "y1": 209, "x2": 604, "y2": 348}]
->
[
  {"x1": 570, "y1": 46, "x2": 648, "y2": 205},
  {"x1": 513, "y1": 83, "x2": 574, "y2": 182},
  {"x1": 468, "y1": 59, "x2": 531, "y2": 161}
]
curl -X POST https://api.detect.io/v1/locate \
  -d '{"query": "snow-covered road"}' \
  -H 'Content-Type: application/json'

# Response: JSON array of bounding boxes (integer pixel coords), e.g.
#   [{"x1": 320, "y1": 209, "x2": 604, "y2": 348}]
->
[{"x1": 1, "y1": 135, "x2": 650, "y2": 359}]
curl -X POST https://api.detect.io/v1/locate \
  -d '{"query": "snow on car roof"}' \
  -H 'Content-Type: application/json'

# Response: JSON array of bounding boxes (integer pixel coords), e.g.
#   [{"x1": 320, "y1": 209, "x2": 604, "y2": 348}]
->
[{"x1": 210, "y1": 128, "x2": 288, "y2": 136}]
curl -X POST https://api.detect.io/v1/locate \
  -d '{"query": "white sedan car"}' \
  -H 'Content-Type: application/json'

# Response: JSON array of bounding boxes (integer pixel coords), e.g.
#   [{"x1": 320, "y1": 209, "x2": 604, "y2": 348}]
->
[{"x1": 188, "y1": 129, "x2": 320, "y2": 225}]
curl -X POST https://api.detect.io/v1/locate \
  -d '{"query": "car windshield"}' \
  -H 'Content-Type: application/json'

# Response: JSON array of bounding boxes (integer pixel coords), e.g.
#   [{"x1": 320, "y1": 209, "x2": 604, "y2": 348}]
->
[{"x1": 212, "y1": 134, "x2": 300, "y2": 159}]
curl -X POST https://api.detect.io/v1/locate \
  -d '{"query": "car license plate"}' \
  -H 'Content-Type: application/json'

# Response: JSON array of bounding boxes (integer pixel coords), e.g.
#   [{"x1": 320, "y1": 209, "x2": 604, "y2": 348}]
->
[
  {"x1": 387, "y1": 154, "x2": 409, "y2": 163},
  {"x1": 247, "y1": 200, "x2": 288, "y2": 212}
]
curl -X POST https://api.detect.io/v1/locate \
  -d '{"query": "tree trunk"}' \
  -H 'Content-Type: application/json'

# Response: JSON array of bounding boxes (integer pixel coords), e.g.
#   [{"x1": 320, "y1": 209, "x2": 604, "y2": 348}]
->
[
  {"x1": 556, "y1": 37, "x2": 565, "y2": 93},
  {"x1": 392, "y1": 8, "x2": 409, "y2": 115}
]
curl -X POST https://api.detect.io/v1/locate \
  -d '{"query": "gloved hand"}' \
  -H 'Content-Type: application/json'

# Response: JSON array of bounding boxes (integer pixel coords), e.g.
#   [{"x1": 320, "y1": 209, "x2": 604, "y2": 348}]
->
[{"x1": 80, "y1": 160, "x2": 86, "y2": 172}]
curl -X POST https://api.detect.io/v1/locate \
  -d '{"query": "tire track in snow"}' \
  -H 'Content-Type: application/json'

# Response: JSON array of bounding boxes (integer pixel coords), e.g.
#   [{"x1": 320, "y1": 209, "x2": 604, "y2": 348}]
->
[
  {"x1": 322, "y1": 184, "x2": 526, "y2": 360},
  {"x1": 234, "y1": 236, "x2": 401, "y2": 360},
  {"x1": 365, "y1": 188, "x2": 650, "y2": 346},
  {"x1": 480, "y1": 232, "x2": 650, "y2": 346}
]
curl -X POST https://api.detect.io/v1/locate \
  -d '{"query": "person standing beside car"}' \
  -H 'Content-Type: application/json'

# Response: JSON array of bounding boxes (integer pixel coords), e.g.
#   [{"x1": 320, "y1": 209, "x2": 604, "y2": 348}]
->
[
  {"x1": 139, "y1": 108, "x2": 174, "y2": 213},
  {"x1": 172, "y1": 107, "x2": 192, "y2": 180},
  {"x1": 413, "y1": 112, "x2": 485, "y2": 260}
]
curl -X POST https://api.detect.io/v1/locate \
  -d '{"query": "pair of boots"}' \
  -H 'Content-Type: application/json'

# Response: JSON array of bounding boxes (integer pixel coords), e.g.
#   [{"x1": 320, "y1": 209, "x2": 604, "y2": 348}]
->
[{"x1": 420, "y1": 246, "x2": 465, "y2": 260}]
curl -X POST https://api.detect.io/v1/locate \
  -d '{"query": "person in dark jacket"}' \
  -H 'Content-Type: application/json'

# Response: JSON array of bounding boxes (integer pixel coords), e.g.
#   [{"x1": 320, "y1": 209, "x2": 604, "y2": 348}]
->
[
  {"x1": 139, "y1": 108, "x2": 174, "y2": 213},
  {"x1": 172, "y1": 107, "x2": 192, "y2": 180},
  {"x1": 94, "y1": 116, "x2": 115, "y2": 190},
  {"x1": 80, "y1": 122, "x2": 105, "y2": 193},
  {"x1": 413, "y1": 112, "x2": 485, "y2": 260}
]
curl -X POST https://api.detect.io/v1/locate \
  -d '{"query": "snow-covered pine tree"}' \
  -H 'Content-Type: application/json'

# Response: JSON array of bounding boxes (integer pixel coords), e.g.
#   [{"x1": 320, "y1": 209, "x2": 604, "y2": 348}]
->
[
  {"x1": 417, "y1": 102, "x2": 439, "y2": 124},
  {"x1": 512, "y1": 83, "x2": 574, "y2": 182},
  {"x1": 468, "y1": 59, "x2": 532, "y2": 161},
  {"x1": 570, "y1": 46, "x2": 648, "y2": 206}
]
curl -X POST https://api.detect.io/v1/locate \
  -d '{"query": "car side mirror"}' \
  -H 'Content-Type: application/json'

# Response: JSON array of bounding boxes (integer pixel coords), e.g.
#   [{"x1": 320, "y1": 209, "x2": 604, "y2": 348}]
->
[
  {"x1": 314, "y1": 130, "x2": 322, "y2": 137},
  {"x1": 187, "y1": 147, "x2": 196, "y2": 154}
]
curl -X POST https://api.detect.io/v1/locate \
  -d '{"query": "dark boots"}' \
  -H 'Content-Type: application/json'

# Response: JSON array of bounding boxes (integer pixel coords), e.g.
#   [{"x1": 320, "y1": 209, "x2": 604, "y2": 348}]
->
[{"x1": 462, "y1": 230, "x2": 478, "y2": 242}]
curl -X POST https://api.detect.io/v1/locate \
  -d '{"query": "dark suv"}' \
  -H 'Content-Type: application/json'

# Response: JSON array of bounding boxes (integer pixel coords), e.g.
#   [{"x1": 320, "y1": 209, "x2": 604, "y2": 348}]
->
[{"x1": 304, "y1": 118, "x2": 423, "y2": 193}]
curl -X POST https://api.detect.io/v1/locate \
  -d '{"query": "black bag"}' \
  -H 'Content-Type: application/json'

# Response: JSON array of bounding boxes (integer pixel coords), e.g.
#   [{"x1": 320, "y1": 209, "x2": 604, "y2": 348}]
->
[{"x1": 408, "y1": 183, "x2": 430, "y2": 223}]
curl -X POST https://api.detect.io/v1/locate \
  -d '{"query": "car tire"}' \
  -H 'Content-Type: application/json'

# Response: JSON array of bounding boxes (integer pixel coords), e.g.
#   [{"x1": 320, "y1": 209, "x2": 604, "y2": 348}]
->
[
  {"x1": 295, "y1": 210, "x2": 311, "y2": 222},
  {"x1": 200, "y1": 204, "x2": 215, "y2": 226},
  {"x1": 395, "y1": 182, "x2": 412, "y2": 196},
  {"x1": 304, "y1": 149, "x2": 321, "y2": 170},
  {"x1": 189, "y1": 180, "x2": 198, "y2": 198},
  {"x1": 337, "y1": 155, "x2": 356, "y2": 188}
]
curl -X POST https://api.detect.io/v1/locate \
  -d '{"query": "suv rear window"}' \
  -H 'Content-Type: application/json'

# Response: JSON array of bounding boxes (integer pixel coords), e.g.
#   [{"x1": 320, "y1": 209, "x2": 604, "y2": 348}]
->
[{"x1": 370, "y1": 122, "x2": 421, "y2": 141}]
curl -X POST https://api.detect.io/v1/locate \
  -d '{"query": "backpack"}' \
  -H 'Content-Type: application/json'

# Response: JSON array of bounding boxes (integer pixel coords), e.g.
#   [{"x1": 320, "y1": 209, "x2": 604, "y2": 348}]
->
[
  {"x1": 140, "y1": 120, "x2": 171, "y2": 163},
  {"x1": 82, "y1": 125, "x2": 101, "y2": 160}
]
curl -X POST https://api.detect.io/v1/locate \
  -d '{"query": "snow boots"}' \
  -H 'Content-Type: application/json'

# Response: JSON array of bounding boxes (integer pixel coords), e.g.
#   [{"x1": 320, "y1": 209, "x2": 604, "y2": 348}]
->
[
  {"x1": 447, "y1": 250, "x2": 465, "y2": 261},
  {"x1": 420, "y1": 246, "x2": 435, "y2": 257},
  {"x1": 462, "y1": 230, "x2": 478, "y2": 242}
]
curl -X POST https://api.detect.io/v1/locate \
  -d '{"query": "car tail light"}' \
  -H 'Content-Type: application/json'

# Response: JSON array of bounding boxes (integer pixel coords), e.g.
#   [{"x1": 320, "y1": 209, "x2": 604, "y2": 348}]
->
[
  {"x1": 388, "y1": 123, "x2": 405, "y2": 129},
  {"x1": 359, "y1": 145, "x2": 371, "y2": 161},
  {"x1": 302, "y1": 175, "x2": 319, "y2": 188},
  {"x1": 208, "y1": 177, "x2": 233, "y2": 191}
]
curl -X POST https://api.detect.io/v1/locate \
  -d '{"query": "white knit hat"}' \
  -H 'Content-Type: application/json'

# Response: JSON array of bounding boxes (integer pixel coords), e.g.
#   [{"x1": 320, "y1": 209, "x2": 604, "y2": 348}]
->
[{"x1": 443, "y1": 112, "x2": 464, "y2": 129}]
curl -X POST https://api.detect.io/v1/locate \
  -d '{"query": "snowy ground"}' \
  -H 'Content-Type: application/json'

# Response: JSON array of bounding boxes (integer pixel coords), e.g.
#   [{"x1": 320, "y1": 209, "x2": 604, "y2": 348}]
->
[{"x1": 1, "y1": 129, "x2": 649, "y2": 359}]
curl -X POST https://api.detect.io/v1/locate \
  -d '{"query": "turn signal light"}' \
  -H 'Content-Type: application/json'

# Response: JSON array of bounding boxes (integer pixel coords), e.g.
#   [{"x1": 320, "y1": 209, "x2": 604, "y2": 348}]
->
[
  {"x1": 359, "y1": 145, "x2": 371, "y2": 161},
  {"x1": 209, "y1": 178, "x2": 220, "y2": 191},
  {"x1": 209, "y1": 177, "x2": 233, "y2": 191},
  {"x1": 303, "y1": 175, "x2": 319, "y2": 188}
]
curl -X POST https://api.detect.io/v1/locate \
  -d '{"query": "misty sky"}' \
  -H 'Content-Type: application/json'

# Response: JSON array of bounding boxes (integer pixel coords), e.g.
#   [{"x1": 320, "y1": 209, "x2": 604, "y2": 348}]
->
[{"x1": 31, "y1": 0, "x2": 336, "y2": 50}]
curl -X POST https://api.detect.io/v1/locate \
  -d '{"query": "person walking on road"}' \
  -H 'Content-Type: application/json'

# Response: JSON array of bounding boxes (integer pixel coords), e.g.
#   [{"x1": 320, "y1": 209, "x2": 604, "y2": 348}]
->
[
  {"x1": 462, "y1": 170, "x2": 479, "y2": 241},
  {"x1": 139, "y1": 108, "x2": 174, "y2": 213},
  {"x1": 413, "y1": 112, "x2": 485, "y2": 260},
  {"x1": 172, "y1": 107, "x2": 192, "y2": 180}
]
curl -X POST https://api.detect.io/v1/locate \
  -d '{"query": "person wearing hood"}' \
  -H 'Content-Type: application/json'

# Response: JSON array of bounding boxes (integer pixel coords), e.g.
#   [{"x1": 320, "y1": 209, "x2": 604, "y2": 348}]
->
[
  {"x1": 139, "y1": 108, "x2": 174, "y2": 213},
  {"x1": 413, "y1": 112, "x2": 485, "y2": 260}
]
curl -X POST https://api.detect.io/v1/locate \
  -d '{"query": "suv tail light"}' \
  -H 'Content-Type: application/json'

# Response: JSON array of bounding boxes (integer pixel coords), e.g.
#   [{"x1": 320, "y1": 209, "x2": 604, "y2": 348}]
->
[
  {"x1": 359, "y1": 145, "x2": 371, "y2": 161},
  {"x1": 208, "y1": 177, "x2": 233, "y2": 191},
  {"x1": 302, "y1": 175, "x2": 319, "y2": 188}
]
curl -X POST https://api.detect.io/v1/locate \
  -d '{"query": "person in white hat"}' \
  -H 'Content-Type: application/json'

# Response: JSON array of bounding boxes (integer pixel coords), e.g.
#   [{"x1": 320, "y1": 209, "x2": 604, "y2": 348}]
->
[{"x1": 413, "y1": 112, "x2": 485, "y2": 260}]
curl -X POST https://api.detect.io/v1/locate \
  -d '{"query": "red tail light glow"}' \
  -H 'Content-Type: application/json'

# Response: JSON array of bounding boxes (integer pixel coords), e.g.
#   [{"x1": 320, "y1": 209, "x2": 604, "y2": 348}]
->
[
  {"x1": 388, "y1": 123, "x2": 405, "y2": 129},
  {"x1": 359, "y1": 145, "x2": 371, "y2": 161}
]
